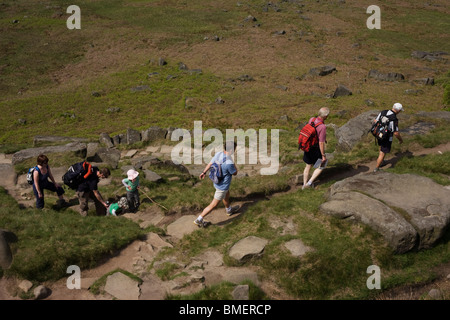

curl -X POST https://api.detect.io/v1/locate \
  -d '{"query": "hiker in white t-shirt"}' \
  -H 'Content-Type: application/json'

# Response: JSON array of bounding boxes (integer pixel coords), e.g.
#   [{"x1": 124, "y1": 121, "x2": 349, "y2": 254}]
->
[{"x1": 373, "y1": 103, "x2": 404, "y2": 172}]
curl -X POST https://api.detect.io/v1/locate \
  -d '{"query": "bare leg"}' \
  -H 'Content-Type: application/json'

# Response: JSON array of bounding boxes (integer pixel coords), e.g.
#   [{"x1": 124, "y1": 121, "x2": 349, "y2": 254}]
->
[
  {"x1": 303, "y1": 164, "x2": 312, "y2": 186},
  {"x1": 376, "y1": 151, "x2": 385, "y2": 169},
  {"x1": 199, "y1": 198, "x2": 221, "y2": 220}
]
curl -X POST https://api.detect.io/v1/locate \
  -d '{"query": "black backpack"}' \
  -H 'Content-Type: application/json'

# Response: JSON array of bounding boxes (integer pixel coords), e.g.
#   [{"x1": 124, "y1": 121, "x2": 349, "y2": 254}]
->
[
  {"x1": 369, "y1": 110, "x2": 395, "y2": 141},
  {"x1": 62, "y1": 161, "x2": 93, "y2": 189}
]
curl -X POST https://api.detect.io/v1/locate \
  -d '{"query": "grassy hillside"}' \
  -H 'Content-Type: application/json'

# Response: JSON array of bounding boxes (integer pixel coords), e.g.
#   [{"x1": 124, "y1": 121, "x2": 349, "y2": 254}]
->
[{"x1": 1, "y1": 0, "x2": 449, "y2": 148}]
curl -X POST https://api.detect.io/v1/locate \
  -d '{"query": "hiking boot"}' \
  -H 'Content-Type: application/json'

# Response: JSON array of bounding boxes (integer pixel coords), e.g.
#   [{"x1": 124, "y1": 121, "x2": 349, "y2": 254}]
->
[
  {"x1": 194, "y1": 219, "x2": 209, "y2": 228},
  {"x1": 226, "y1": 205, "x2": 240, "y2": 216},
  {"x1": 56, "y1": 199, "x2": 68, "y2": 208},
  {"x1": 373, "y1": 167, "x2": 382, "y2": 173}
]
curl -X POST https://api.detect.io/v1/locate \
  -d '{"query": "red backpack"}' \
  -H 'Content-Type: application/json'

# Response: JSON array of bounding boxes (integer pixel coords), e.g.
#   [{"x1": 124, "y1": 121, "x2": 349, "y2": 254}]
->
[{"x1": 298, "y1": 118, "x2": 323, "y2": 152}]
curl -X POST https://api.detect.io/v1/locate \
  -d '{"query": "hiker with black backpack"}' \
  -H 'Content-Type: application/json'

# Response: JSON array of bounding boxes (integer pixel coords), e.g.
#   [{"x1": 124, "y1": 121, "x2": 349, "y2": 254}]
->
[
  {"x1": 299, "y1": 107, "x2": 330, "y2": 190},
  {"x1": 193, "y1": 141, "x2": 240, "y2": 227},
  {"x1": 75, "y1": 166, "x2": 111, "y2": 216},
  {"x1": 31, "y1": 154, "x2": 67, "y2": 209},
  {"x1": 372, "y1": 103, "x2": 404, "y2": 173}
]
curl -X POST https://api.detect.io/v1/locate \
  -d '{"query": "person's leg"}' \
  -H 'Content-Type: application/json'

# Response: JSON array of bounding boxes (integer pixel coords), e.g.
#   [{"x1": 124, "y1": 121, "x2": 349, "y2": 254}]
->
[
  {"x1": 126, "y1": 191, "x2": 135, "y2": 212},
  {"x1": 77, "y1": 191, "x2": 89, "y2": 216},
  {"x1": 308, "y1": 167, "x2": 324, "y2": 185},
  {"x1": 199, "y1": 198, "x2": 221, "y2": 220},
  {"x1": 32, "y1": 183, "x2": 45, "y2": 209},
  {"x1": 303, "y1": 164, "x2": 312, "y2": 186},
  {"x1": 222, "y1": 190, "x2": 230, "y2": 209},
  {"x1": 43, "y1": 181, "x2": 66, "y2": 206},
  {"x1": 132, "y1": 190, "x2": 140, "y2": 211},
  {"x1": 375, "y1": 150, "x2": 385, "y2": 169}
]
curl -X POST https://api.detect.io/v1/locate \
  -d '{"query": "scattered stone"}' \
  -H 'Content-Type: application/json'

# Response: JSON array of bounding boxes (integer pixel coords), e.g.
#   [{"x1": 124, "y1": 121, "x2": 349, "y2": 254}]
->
[
  {"x1": 158, "y1": 57, "x2": 167, "y2": 66},
  {"x1": 106, "y1": 107, "x2": 121, "y2": 113},
  {"x1": 33, "y1": 285, "x2": 50, "y2": 300},
  {"x1": 33, "y1": 135, "x2": 88, "y2": 147},
  {"x1": 332, "y1": 85, "x2": 352, "y2": 98},
  {"x1": 93, "y1": 147, "x2": 121, "y2": 168},
  {"x1": 404, "y1": 89, "x2": 424, "y2": 95},
  {"x1": 126, "y1": 128, "x2": 141, "y2": 145},
  {"x1": 413, "y1": 78, "x2": 434, "y2": 86},
  {"x1": 428, "y1": 288, "x2": 443, "y2": 300},
  {"x1": 284, "y1": 239, "x2": 313, "y2": 258},
  {"x1": 401, "y1": 122, "x2": 435, "y2": 136},
  {"x1": 309, "y1": 66, "x2": 336, "y2": 77},
  {"x1": 411, "y1": 51, "x2": 448, "y2": 62},
  {"x1": 368, "y1": 70, "x2": 405, "y2": 82},
  {"x1": 141, "y1": 127, "x2": 168, "y2": 142},
  {"x1": 334, "y1": 110, "x2": 379, "y2": 152},
  {"x1": 229, "y1": 236, "x2": 268, "y2": 263},
  {"x1": 166, "y1": 215, "x2": 199, "y2": 239},
  {"x1": 104, "y1": 272, "x2": 140, "y2": 300},
  {"x1": 18, "y1": 280, "x2": 33, "y2": 293},
  {"x1": 178, "y1": 62, "x2": 188, "y2": 70},
  {"x1": 11, "y1": 142, "x2": 87, "y2": 165},
  {"x1": 144, "y1": 169, "x2": 163, "y2": 182},
  {"x1": 232, "y1": 285, "x2": 249, "y2": 300},
  {"x1": 99, "y1": 133, "x2": 114, "y2": 148},
  {"x1": 320, "y1": 172, "x2": 450, "y2": 252},
  {"x1": 130, "y1": 85, "x2": 151, "y2": 93},
  {"x1": 215, "y1": 97, "x2": 225, "y2": 104},
  {"x1": 124, "y1": 149, "x2": 138, "y2": 158}
]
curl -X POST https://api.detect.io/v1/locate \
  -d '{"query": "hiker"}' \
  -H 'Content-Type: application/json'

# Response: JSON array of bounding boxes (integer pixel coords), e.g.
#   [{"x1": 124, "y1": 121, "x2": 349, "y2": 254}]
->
[
  {"x1": 108, "y1": 197, "x2": 129, "y2": 216},
  {"x1": 32, "y1": 154, "x2": 67, "y2": 209},
  {"x1": 122, "y1": 169, "x2": 140, "y2": 212},
  {"x1": 373, "y1": 103, "x2": 404, "y2": 172},
  {"x1": 302, "y1": 107, "x2": 330, "y2": 189},
  {"x1": 76, "y1": 166, "x2": 111, "y2": 216},
  {"x1": 194, "y1": 141, "x2": 240, "y2": 227}
]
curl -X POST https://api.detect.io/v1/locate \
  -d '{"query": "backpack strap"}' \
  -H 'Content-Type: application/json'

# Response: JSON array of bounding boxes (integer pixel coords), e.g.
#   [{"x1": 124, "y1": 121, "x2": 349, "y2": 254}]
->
[
  {"x1": 310, "y1": 117, "x2": 324, "y2": 128},
  {"x1": 82, "y1": 162, "x2": 93, "y2": 179}
]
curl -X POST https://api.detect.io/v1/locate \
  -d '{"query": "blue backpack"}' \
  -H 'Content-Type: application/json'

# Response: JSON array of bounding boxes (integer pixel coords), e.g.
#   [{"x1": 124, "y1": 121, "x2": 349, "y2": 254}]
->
[
  {"x1": 209, "y1": 153, "x2": 226, "y2": 184},
  {"x1": 26, "y1": 166, "x2": 39, "y2": 185}
]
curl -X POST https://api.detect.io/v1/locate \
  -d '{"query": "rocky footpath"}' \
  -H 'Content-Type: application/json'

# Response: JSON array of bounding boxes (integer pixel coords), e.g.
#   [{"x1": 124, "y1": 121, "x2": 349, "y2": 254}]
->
[{"x1": 1, "y1": 112, "x2": 450, "y2": 299}]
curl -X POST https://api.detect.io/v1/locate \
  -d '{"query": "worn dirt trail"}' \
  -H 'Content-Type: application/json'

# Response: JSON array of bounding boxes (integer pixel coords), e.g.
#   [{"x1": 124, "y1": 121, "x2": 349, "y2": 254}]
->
[{"x1": 1, "y1": 142, "x2": 449, "y2": 300}]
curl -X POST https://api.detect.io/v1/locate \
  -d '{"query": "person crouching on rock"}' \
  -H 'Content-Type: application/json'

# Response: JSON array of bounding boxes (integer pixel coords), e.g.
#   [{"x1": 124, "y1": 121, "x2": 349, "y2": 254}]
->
[{"x1": 32, "y1": 154, "x2": 67, "y2": 209}]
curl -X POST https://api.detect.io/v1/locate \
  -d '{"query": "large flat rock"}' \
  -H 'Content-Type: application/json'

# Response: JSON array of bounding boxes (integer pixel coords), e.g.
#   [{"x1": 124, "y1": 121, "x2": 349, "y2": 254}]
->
[
  {"x1": 320, "y1": 172, "x2": 450, "y2": 252},
  {"x1": 166, "y1": 215, "x2": 198, "y2": 239}
]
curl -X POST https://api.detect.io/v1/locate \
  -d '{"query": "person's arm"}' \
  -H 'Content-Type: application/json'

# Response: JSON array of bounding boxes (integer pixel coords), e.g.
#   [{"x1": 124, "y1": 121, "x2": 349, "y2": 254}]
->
[
  {"x1": 47, "y1": 167, "x2": 61, "y2": 189},
  {"x1": 33, "y1": 169, "x2": 42, "y2": 198},
  {"x1": 319, "y1": 142, "x2": 326, "y2": 162},
  {"x1": 394, "y1": 131, "x2": 403, "y2": 144},
  {"x1": 199, "y1": 162, "x2": 213, "y2": 179},
  {"x1": 122, "y1": 178, "x2": 131, "y2": 190},
  {"x1": 93, "y1": 190, "x2": 109, "y2": 208}
]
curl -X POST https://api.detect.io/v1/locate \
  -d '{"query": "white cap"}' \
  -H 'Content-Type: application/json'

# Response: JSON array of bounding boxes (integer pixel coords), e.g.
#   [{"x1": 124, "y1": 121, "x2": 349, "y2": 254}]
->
[
  {"x1": 127, "y1": 169, "x2": 139, "y2": 180},
  {"x1": 393, "y1": 103, "x2": 403, "y2": 112}
]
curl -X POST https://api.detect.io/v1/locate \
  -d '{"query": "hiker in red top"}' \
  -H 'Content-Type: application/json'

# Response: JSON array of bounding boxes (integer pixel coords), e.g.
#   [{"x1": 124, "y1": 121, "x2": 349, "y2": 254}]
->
[{"x1": 302, "y1": 107, "x2": 330, "y2": 189}]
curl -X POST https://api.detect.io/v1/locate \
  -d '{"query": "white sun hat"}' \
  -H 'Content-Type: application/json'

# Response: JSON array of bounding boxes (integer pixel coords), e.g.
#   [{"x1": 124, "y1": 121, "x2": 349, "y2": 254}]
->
[{"x1": 127, "y1": 169, "x2": 139, "y2": 180}]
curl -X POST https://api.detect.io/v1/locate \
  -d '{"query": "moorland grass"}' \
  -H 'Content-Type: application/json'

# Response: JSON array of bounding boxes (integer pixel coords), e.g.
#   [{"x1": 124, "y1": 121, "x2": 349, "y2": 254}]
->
[{"x1": 0, "y1": 187, "x2": 144, "y2": 282}]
